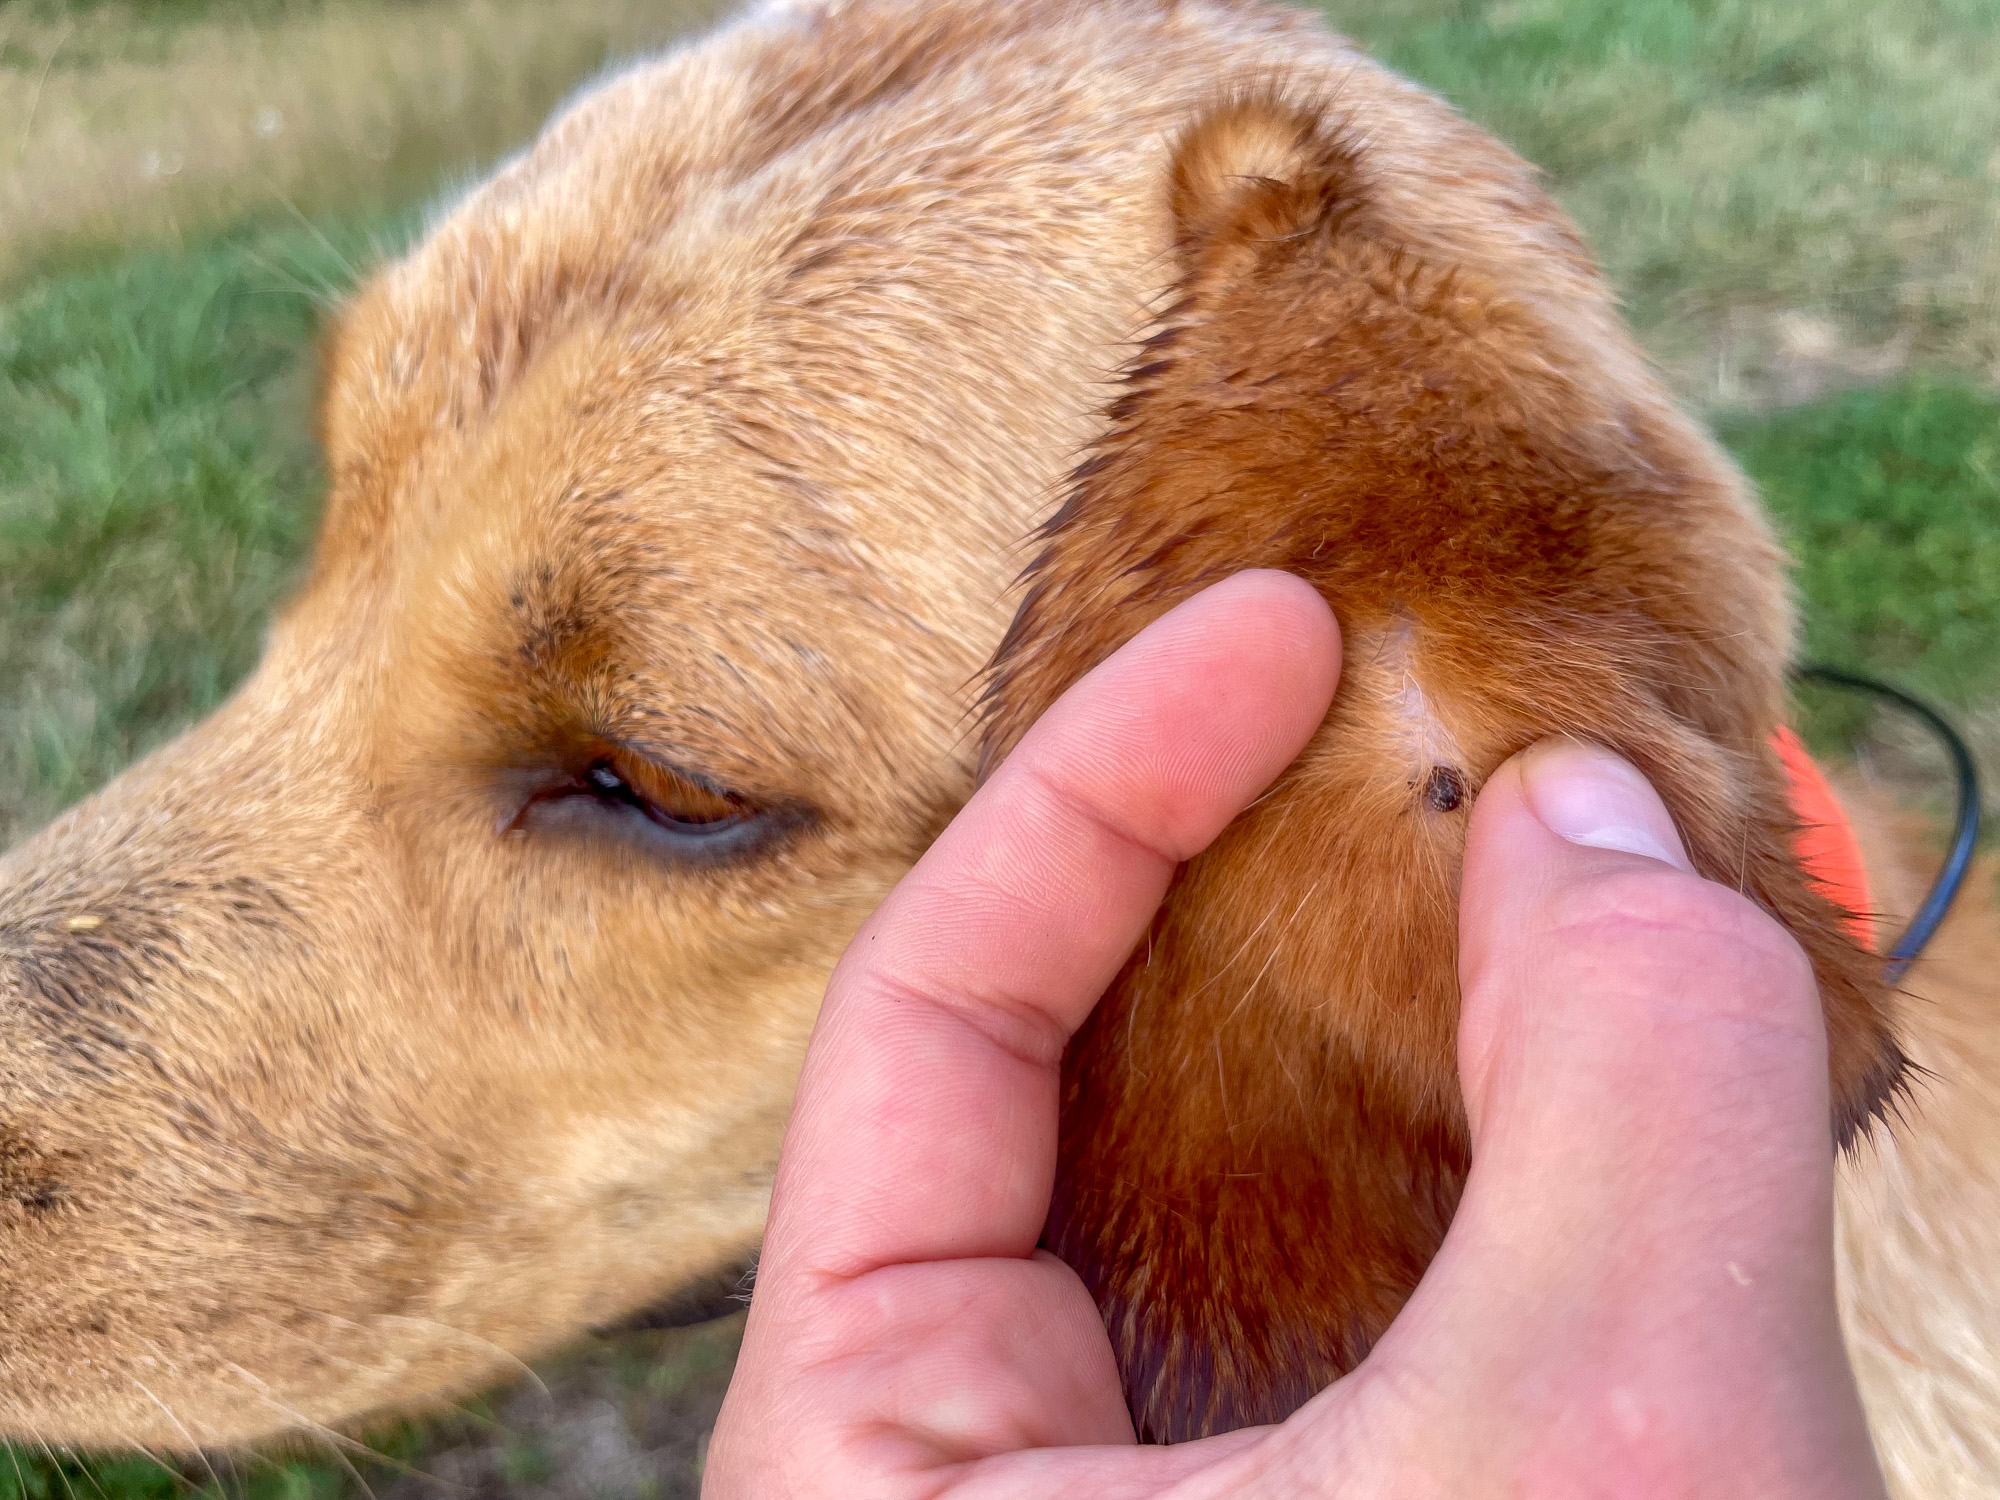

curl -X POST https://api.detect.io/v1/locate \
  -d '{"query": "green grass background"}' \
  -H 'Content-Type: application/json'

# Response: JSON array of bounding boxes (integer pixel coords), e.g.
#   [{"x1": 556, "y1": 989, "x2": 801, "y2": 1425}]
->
[{"x1": 2, "y1": 0, "x2": 1997, "y2": 1492}]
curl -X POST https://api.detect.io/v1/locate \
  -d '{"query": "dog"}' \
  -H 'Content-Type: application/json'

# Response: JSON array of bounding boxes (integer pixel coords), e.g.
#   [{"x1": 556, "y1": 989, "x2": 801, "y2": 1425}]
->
[{"x1": 0, "y1": 1, "x2": 1994, "y2": 1492}]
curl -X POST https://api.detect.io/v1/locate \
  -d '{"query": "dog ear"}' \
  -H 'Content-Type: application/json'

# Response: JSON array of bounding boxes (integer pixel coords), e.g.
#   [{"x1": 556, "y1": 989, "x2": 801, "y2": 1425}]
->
[{"x1": 979, "y1": 91, "x2": 1905, "y2": 1443}]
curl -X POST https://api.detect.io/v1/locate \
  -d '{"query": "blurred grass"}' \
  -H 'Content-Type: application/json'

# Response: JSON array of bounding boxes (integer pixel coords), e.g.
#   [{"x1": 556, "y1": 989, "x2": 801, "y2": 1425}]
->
[
  {"x1": 1325, "y1": 0, "x2": 2000, "y2": 402},
  {"x1": 1730, "y1": 379, "x2": 2000, "y2": 706},
  {"x1": 0, "y1": 1315, "x2": 745, "y2": 1500},
  {"x1": 0, "y1": 219, "x2": 397, "y2": 840},
  {"x1": 1728, "y1": 379, "x2": 2000, "y2": 796},
  {"x1": 0, "y1": 0, "x2": 726, "y2": 289},
  {"x1": 1, "y1": 0, "x2": 1998, "y2": 1495}
]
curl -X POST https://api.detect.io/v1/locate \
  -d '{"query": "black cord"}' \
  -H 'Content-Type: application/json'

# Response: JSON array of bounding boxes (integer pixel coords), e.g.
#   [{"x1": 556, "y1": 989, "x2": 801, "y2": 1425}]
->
[{"x1": 1792, "y1": 664, "x2": 1983, "y2": 979}]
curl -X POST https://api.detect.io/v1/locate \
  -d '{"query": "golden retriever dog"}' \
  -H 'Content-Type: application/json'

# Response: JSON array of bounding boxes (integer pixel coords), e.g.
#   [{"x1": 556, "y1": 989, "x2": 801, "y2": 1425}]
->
[{"x1": 0, "y1": 0, "x2": 1993, "y2": 1492}]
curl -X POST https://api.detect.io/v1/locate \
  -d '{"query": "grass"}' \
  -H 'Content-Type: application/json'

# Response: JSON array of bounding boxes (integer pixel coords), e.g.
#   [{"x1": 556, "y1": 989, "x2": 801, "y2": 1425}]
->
[
  {"x1": 0, "y1": 1439, "x2": 363, "y2": 1500},
  {"x1": 0, "y1": 0, "x2": 726, "y2": 289},
  {"x1": 1326, "y1": 0, "x2": 2000, "y2": 403},
  {"x1": 1729, "y1": 379, "x2": 2000, "y2": 799},
  {"x1": 1730, "y1": 378, "x2": 2000, "y2": 707},
  {"x1": 0, "y1": 1315, "x2": 746, "y2": 1500},
  {"x1": 0, "y1": 219, "x2": 395, "y2": 841},
  {"x1": 1, "y1": 0, "x2": 1997, "y2": 1495}
]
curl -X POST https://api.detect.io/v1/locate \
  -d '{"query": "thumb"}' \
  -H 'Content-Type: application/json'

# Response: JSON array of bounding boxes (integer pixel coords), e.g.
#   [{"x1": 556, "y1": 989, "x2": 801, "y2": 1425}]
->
[
  {"x1": 1457, "y1": 737, "x2": 1829, "y2": 1194},
  {"x1": 1358, "y1": 738, "x2": 1881, "y2": 1497}
]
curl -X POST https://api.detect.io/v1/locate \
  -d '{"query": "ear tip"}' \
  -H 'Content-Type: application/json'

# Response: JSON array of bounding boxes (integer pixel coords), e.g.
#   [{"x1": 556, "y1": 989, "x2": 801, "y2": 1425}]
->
[
  {"x1": 1167, "y1": 92, "x2": 1360, "y2": 250},
  {"x1": 1170, "y1": 94, "x2": 1319, "y2": 200},
  {"x1": 1836, "y1": 1032, "x2": 1915, "y2": 1152}
]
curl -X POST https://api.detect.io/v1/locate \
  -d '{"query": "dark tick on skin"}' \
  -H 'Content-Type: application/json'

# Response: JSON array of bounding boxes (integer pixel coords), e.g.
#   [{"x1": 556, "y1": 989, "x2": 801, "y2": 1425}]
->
[{"x1": 1423, "y1": 766, "x2": 1465, "y2": 813}]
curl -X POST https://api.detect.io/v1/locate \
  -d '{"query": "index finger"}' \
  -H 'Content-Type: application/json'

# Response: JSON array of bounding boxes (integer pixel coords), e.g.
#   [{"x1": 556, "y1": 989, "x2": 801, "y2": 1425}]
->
[{"x1": 761, "y1": 569, "x2": 1340, "y2": 1285}]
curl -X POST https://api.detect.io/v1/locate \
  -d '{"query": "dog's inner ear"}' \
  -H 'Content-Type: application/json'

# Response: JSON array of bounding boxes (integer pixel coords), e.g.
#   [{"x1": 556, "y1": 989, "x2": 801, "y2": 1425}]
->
[{"x1": 978, "y1": 91, "x2": 1904, "y2": 1444}]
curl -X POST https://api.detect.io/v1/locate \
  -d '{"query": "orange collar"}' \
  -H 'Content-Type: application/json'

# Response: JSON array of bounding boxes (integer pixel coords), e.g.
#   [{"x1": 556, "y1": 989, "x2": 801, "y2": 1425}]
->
[{"x1": 1773, "y1": 726, "x2": 1875, "y2": 950}]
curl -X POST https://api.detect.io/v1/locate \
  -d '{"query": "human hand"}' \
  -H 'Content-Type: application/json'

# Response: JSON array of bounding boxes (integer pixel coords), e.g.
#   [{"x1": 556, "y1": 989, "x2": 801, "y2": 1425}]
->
[{"x1": 703, "y1": 570, "x2": 1886, "y2": 1499}]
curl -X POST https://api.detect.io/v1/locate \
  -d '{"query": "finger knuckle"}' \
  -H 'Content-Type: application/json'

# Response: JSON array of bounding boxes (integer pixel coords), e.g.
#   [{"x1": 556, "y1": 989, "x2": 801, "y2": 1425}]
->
[{"x1": 1546, "y1": 867, "x2": 1813, "y2": 992}]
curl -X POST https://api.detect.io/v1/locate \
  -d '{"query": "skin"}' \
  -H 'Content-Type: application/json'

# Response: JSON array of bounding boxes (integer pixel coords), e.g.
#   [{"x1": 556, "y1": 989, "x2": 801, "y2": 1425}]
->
[{"x1": 704, "y1": 571, "x2": 1887, "y2": 1499}]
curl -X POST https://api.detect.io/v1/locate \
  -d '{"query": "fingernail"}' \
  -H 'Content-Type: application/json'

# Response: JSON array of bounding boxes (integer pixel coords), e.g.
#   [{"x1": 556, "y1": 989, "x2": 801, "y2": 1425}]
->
[{"x1": 1519, "y1": 739, "x2": 1693, "y2": 871}]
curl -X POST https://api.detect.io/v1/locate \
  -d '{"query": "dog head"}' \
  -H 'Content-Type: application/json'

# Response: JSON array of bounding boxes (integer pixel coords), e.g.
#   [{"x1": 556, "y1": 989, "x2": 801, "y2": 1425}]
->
[
  {"x1": 0, "y1": 0, "x2": 1328, "y2": 1446},
  {"x1": 0, "y1": 0, "x2": 1902, "y2": 1449}
]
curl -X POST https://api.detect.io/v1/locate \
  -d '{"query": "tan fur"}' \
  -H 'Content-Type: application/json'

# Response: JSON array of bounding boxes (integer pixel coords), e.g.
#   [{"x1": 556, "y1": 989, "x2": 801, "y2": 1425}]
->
[
  {"x1": 1835, "y1": 778, "x2": 2000, "y2": 1498},
  {"x1": 0, "y1": 2, "x2": 1989, "y2": 1490}
]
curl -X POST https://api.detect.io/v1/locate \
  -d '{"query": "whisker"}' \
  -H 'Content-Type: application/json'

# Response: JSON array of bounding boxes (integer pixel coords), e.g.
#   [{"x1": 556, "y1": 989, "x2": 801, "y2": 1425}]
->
[
  {"x1": 128, "y1": 1379, "x2": 224, "y2": 1496},
  {"x1": 2, "y1": 1438, "x2": 31, "y2": 1500},
  {"x1": 218, "y1": 1363, "x2": 428, "y2": 1496},
  {"x1": 115, "y1": 1435, "x2": 186, "y2": 1495},
  {"x1": 255, "y1": 1408, "x2": 378, "y2": 1500},
  {"x1": 59, "y1": 1443, "x2": 113, "y2": 1500},
  {"x1": 371, "y1": 1316, "x2": 549, "y2": 1403},
  {"x1": 245, "y1": 1310, "x2": 503, "y2": 1436},
  {"x1": 27, "y1": 1434, "x2": 79, "y2": 1500},
  {"x1": 262, "y1": 185, "x2": 361, "y2": 289},
  {"x1": 0, "y1": 1403, "x2": 50, "y2": 1500}
]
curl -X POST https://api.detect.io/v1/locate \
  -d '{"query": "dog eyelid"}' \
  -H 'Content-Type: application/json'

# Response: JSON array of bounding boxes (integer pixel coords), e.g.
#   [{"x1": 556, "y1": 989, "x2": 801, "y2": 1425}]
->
[
  {"x1": 595, "y1": 752, "x2": 747, "y2": 830},
  {"x1": 503, "y1": 743, "x2": 760, "y2": 846}
]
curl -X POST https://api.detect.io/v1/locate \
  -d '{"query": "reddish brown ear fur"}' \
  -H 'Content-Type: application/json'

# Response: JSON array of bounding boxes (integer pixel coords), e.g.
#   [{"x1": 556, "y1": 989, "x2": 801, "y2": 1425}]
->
[{"x1": 978, "y1": 95, "x2": 1905, "y2": 1444}]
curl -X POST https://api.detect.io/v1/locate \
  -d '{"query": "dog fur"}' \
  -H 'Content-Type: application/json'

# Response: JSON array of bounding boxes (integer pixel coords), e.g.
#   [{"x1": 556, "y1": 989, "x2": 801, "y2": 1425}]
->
[
  {"x1": 0, "y1": 1, "x2": 1992, "y2": 1491},
  {"x1": 975, "y1": 92, "x2": 1900, "y2": 1442}
]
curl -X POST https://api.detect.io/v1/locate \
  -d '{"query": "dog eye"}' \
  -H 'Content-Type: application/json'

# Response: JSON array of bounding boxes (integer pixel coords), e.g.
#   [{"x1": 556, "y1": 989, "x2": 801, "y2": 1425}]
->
[
  {"x1": 574, "y1": 752, "x2": 749, "y2": 834},
  {"x1": 509, "y1": 745, "x2": 760, "y2": 852}
]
